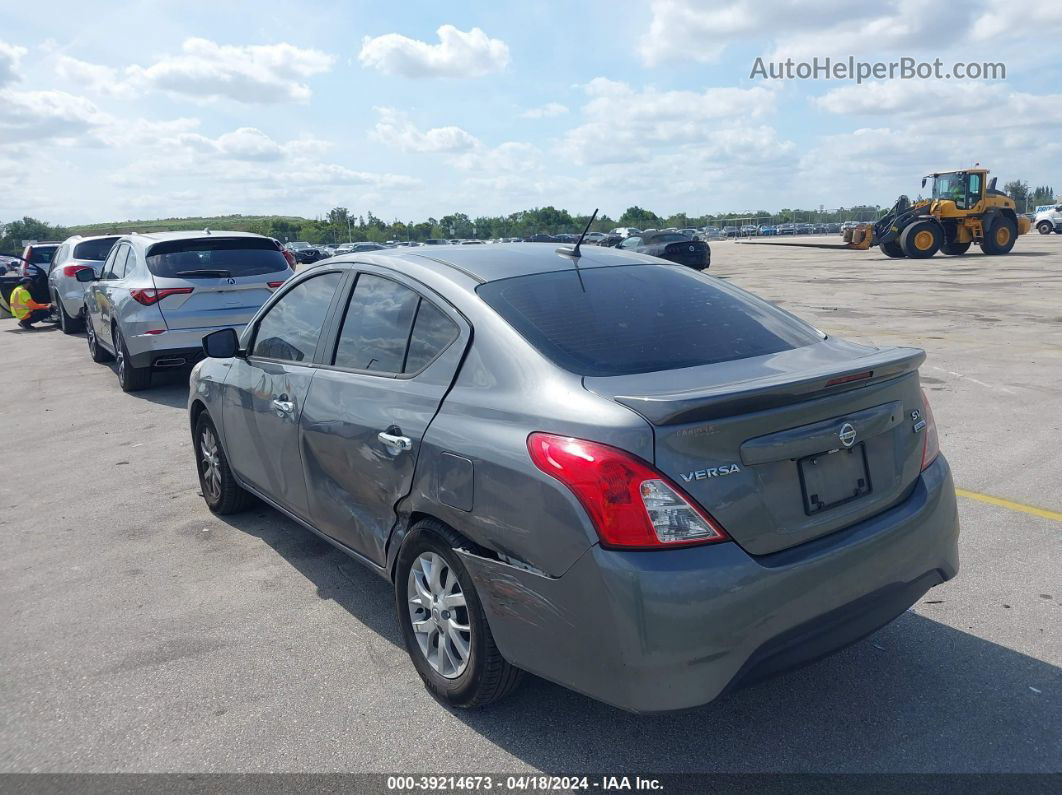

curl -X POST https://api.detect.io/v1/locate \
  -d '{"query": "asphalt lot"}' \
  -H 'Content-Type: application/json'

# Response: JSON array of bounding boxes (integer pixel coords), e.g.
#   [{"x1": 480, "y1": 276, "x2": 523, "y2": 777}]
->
[{"x1": 1, "y1": 235, "x2": 1060, "y2": 773}]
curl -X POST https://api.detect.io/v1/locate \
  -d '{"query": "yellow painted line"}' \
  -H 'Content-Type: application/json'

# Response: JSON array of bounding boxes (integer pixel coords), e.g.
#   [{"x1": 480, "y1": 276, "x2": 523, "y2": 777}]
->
[{"x1": 955, "y1": 488, "x2": 1062, "y2": 522}]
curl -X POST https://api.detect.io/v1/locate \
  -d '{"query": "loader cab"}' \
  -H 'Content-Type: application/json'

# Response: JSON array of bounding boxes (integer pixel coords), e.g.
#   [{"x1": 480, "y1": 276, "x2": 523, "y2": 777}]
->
[{"x1": 924, "y1": 170, "x2": 987, "y2": 211}]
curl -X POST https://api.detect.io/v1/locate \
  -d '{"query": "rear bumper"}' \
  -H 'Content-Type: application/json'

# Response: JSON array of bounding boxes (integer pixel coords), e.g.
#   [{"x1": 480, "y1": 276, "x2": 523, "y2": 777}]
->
[
  {"x1": 127, "y1": 325, "x2": 244, "y2": 368},
  {"x1": 460, "y1": 455, "x2": 959, "y2": 713}
]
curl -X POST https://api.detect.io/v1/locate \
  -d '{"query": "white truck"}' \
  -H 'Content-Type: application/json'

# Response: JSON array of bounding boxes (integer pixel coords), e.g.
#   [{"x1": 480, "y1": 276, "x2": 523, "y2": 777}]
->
[{"x1": 1033, "y1": 204, "x2": 1062, "y2": 234}]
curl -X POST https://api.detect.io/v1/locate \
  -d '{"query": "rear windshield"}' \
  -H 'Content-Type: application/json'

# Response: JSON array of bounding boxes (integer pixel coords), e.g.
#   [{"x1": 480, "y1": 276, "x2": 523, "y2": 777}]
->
[
  {"x1": 146, "y1": 237, "x2": 289, "y2": 278},
  {"x1": 644, "y1": 233, "x2": 692, "y2": 243},
  {"x1": 74, "y1": 238, "x2": 118, "y2": 261},
  {"x1": 477, "y1": 265, "x2": 822, "y2": 377},
  {"x1": 28, "y1": 245, "x2": 58, "y2": 264}
]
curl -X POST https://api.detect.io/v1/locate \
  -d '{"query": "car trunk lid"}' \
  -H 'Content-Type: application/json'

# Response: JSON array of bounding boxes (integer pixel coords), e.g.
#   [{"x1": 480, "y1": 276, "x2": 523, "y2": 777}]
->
[{"x1": 584, "y1": 339, "x2": 928, "y2": 555}]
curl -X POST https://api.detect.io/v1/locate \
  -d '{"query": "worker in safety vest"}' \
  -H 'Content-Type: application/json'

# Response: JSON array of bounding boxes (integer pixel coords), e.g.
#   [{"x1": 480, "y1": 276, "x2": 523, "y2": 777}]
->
[{"x1": 9, "y1": 277, "x2": 53, "y2": 329}]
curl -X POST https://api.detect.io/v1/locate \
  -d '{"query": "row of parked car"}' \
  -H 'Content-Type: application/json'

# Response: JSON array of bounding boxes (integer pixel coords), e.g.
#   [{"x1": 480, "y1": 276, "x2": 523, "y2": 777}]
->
[{"x1": 4, "y1": 226, "x2": 961, "y2": 715}]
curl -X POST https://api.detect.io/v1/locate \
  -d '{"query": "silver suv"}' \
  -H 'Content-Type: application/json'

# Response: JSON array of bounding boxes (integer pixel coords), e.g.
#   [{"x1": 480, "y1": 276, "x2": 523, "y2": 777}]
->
[
  {"x1": 78, "y1": 231, "x2": 292, "y2": 391},
  {"x1": 48, "y1": 235, "x2": 120, "y2": 334}
]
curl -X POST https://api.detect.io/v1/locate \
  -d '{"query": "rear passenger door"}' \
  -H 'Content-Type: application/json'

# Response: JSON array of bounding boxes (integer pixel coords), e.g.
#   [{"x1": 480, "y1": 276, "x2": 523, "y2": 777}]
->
[
  {"x1": 90, "y1": 244, "x2": 129, "y2": 342},
  {"x1": 300, "y1": 269, "x2": 469, "y2": 565}
]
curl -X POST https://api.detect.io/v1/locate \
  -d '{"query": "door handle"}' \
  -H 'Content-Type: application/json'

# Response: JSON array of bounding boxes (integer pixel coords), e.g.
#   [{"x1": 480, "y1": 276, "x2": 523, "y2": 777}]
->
[
  {"x1": 272, "y1": 397, "x2": 294, "y2": 414},
  {"x1": 378, "y1": 431, "x2": 413, "y2": 453}
]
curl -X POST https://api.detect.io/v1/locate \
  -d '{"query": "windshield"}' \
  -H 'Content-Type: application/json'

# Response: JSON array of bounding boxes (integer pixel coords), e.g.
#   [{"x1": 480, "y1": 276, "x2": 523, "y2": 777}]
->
[
  {"x1": 73, "y1": 237, "x2": 119, "y2": 261},
  {"x1": 478, "y1": 264, "x2": 821, "y2": 377},
  {"x1": 146, "y1": 238, "x2": 289, "y2": 278},
  {"x1": 932, "y1": 173, "x2": 965, "y2": 202}
]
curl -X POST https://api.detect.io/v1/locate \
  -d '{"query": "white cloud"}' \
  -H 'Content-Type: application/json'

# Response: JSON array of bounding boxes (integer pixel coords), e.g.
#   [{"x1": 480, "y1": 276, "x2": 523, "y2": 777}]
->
[
  {"x1": 358, "y1": 25, "x2": 509, "y2": 78},
  {"x1": 521, "y1": 102, "x2": 568, "y2": 119},
  {"x1": 54, "y1": 55, "x2": 128, "y2": 96},
  {"x1": 0, "y1": 88, "x2": 111, "y2": 144},
  {"x1": 451, "y1": 141, "x2": 542, "y2": 173},
  {"x1": 124, "y1": 38, "x2": 334, "y2": 103},
  {"x1": 559, "y1": 79, "x2": 782, "y2": 165},
  {"x1": 639, "y1": 0, "x2": 1051, "y2": 65},
  {"x1": 370, "y1": 107, "x2": 480, "y2": 153},
  {"x1": 0, "y1": 40, "x2": 27, "y2": 86}
]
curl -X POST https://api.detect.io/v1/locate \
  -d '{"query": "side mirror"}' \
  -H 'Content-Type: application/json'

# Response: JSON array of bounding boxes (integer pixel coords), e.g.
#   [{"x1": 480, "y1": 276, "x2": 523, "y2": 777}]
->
[
  {"x1": 921, "y1": 177, "x2": 927, "y2": 188},
  {"x1": 75, "y1": 268, "x2": 97, "y2": 283},
  {"x1": 988, "y1": 177, "x2": 997, "y2": 191},
  {"x1": 203, "y1": 327, "x2": 241, "y2": 359}
]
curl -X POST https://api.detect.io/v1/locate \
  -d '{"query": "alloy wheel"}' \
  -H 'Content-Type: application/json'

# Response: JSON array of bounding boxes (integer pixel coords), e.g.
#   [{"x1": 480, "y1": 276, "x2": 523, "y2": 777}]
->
[
  {"x1": 406, "y1": 551, "x2": 471, "y2": 679},
  {"x1": 113, "y1": 327, "x2": 125, "y2": 382},
  {"x1": 199, "y1": 426, "x2": 222, "y2": 503}
]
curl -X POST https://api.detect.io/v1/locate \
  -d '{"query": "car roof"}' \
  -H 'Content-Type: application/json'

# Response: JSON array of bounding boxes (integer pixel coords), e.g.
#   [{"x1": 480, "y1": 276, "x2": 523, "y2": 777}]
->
[
  {"x1": 333, "y1": 241, "x2": 661, "y2": 286},
  {"x1": 116, "y1": 230, "x2": 270, "y2": 251}
]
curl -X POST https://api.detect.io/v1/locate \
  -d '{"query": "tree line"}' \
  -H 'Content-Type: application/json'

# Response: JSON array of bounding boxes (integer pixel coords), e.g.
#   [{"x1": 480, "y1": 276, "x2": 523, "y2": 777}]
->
[{"x1": 3, "y1": 187, "x2": 1056, "y2": 250}]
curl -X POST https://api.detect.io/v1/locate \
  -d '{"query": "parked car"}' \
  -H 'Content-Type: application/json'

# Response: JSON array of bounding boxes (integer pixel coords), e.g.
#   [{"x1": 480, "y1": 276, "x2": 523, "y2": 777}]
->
[
  {"x1": 48, "y1": 235, "x2": 120, "y2": 333},
  {"x1": 759, "y1": 225, "x2": 777, "y2": 236},
  {"x1": 17, "y1": 241, "x2": 60, "y2": 278},
  {"x1": 583, "y1": 232, "x2": 607, "y2": 244},
  {"x1": 723, "y1": 226, "x2": 739, "y2": 238},
  {"x1": 1033, "y1": 204, "x2": 1062, "y2": 234},
  {"x1": 287, "y1": 242, "x2": 325, "y2": 264},
  {"x1": 615, "y1": 231, "x2": 710, "y2": 269},
  {"x1": 827, "y1": 223, "x2": 842, "y2": 233},
  {"x1": 609, "y1": 227, "x2": 642, "y2": 238},
  {"x1": 77, "y1": 231, "x2": 293, "y2": 391},
  {"x1": 188, "y1": 243, "x2": 959, "y2": 713},
  {"x1": 778, "y1": 223, "x2": 797, "y2": 235},
  {"x1": 701, "y1": 227, "x2": 724, "y2": 240},
  {"x1": 347, "y1": 243, "x2": 387, "y2": 253}
]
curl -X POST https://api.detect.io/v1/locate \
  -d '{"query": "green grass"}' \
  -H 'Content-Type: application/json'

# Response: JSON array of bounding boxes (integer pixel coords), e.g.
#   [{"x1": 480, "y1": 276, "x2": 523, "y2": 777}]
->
[{"x1": 65, "y1": 214, "x2": 311, "y2": 236}]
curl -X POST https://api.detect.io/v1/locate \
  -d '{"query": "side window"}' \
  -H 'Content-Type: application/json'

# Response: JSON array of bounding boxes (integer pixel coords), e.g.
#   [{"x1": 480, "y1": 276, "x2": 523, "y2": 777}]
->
[
  {"x1": 404, "y1": 300, "x2": 459, "y2": 373},
  {"x1": 251, "y1": 272, "x2": 343, "y2": 363},
  {"x1": 121, "y1": 247, "x2": 137, "y2": 278},
  {"x1": 99, "y1": 245, "x2": 119, "y2": 279},
  {"x1": 102, "y1": 245, "x2": 128, "y2": 280},
  {"x1": 332, "y1": 274, "x2": 419, "y2": 373},
  {"x1": 967, "y1": 173, "x2": 981, "y2": 206},
  {"x1": 50, "y1": 245, "x2": 67, "y2": 272}
]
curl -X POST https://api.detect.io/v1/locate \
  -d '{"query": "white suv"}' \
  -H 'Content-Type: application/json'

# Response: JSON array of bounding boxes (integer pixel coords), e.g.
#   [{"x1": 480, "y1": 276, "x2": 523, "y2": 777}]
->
[{"x1": 1033, "y1": 204, "x2": 1062, "y2": 235}]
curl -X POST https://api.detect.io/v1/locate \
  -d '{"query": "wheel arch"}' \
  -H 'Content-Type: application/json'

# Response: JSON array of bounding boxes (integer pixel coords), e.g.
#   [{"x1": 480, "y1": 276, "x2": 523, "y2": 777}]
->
[{"x1": 387, "y1": 510, "x2": 491, "y2": 583}]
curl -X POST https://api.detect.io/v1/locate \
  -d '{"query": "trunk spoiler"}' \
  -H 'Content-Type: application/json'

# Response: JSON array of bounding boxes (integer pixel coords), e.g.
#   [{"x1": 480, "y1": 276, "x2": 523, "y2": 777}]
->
[{"x1": 592, "y1": 344, "x2": 925, "y2": 426}]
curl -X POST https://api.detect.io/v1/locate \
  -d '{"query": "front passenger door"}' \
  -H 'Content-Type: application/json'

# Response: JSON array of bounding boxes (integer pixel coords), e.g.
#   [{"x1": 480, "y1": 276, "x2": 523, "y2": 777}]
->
[{"x1": 221, "y1": 270, "x2": 346, "y2": 519}]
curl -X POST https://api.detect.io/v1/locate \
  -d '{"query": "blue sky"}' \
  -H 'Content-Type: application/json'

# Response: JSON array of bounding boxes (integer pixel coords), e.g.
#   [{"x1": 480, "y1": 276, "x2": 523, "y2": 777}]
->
[{"x1": 2, "y1": 0, "x2": 1060, "y2": 225}]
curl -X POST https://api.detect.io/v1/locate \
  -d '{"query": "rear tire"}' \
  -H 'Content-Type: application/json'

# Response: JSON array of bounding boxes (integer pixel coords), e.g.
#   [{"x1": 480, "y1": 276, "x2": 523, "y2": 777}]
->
[
  {"x1": 879, "y1": 240, "x2": 905, "y2": 258},
  {"x1": 980, "y1": 216, "x2": 1017, "y2": 255},
  {"x1": 85, "y1": 311, "x2": 113, "y2": 362},
  {"x1": 941, "y1": 240, "x2": 972, "y2": 256},
  {"x1": 900, "y1": 221, "x2": 942, "y2": 259},
  {"x1": 194, "y1": 413, "x2": 255, "y2": 514},
  {"x1": 1036, "y1": 220, "x2": 1053, "y2": 235},
  {"x1": 55, "y1": 292, "x2": 83, "y2": 334},
  {"x1": 113, "y1": 324, "x2": 152, "y2": 392},
  {"x1": 396, "y1": 520, "x2": 523, "y2": 709}
]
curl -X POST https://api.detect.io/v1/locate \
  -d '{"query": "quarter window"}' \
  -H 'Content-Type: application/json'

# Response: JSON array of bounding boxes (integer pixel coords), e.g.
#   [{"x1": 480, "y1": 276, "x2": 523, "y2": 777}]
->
[
  {"x1": 405, "y1": 301, "x2": 459, "y2": 373},
  {"x1": 252, "y1": 272, "x2": 343, "y2": 363}
]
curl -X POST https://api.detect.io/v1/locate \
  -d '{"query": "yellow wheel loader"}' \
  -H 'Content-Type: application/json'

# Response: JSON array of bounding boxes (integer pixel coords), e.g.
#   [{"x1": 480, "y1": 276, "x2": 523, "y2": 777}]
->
[
  {"x1": 739, "y1": 167, "x2": 1030, "y2": 258},
  {"x1": 844, "y1": 168, "x2": 1031, "y2": 258}
]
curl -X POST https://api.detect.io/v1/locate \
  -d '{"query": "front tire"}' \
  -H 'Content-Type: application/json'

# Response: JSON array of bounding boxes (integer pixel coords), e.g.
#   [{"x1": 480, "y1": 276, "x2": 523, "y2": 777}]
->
[
  {"x1": 980, "y1": 216, "x2": 1017, "y2": 255},
  {"x1": 879, "y1": 240, "x2": 905, "y2": 258},
  {"x1": 113, "y1": 324, "x2": 152, "y2": 392},
  {"x1": 900, "y1": 221, "x2": 942, "y2": 258},
  {"x1": 1036, "y1": 221, "x2": 1053, "y2": 235},
  {"x1": 396, "y1": 520, "x2": 522, "y2": 708},
  {"x1": 55, "y1": 292, "x2": 83, "y2": 334},
  {"x1": 85, "y1": 311, "x2": 113, "y2": 362},
  {"x1": 194, "y1": 413, "x2": 255, "y2": 514}
]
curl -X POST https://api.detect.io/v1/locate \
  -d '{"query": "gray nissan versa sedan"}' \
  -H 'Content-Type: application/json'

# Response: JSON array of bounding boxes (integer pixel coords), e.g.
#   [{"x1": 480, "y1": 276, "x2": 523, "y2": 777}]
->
[{"x1": 187, "y1": 243, "x2": 959, "y2": 713}]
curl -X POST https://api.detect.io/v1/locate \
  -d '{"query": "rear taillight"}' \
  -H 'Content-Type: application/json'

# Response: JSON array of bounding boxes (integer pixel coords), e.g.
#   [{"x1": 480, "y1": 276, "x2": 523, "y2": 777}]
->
[
  {"x1": 282, "y1": 249, "x2": 297, "y2": 268},
  {"x1": 129, "y1": 287, "x2": 193, "y2": 306},
  {"x1": 527, "y1": 433, "x2": 728, "y2": 549},
  {"x1": 920, "y1": 389, "x2": 940, "y2": 471},
  {"x1": 267, "y1": 280, "x2": 286, "y2": 288},
  {"x1": 63, "y1": 265, "x2": 91, "y2": 278}
]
